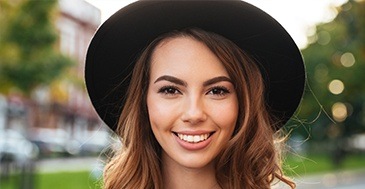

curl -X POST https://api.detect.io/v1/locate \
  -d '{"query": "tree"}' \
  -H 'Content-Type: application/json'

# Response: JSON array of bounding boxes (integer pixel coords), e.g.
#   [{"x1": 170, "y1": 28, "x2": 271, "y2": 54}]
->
[
  {"x1": 0, "y1": 0, "x2": 75, "y2": 132},
  {"x1": 0, "y1": 0, "x2": 74, "y2": 96},
  {"x1": 295, "y1": 0, "x2": 365, "y2": 144}
]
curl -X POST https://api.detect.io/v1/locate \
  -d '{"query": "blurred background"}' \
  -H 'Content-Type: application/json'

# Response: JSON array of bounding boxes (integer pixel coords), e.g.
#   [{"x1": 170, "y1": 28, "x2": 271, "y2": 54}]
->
[{"x1": 0, "y1": 0, "x2": 364, "y2": 189}]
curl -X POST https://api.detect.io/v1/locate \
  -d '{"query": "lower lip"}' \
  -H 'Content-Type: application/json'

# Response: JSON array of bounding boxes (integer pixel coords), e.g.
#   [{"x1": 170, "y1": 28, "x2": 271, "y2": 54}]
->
[{"x1": 174, "y1": 134, "x2": 213, "y2": 151}]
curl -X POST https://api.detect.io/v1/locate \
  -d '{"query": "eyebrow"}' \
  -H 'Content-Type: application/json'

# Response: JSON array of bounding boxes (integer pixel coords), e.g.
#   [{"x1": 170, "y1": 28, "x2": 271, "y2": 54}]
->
[
  {"x1": 153, "y1": 75, "x2": 232, "y2": 87},
  {"x1": 154, "y1": 75, "x2": 187, "y2": 86},
  {"x1": 203, "y1": 76, "x2": 233, "y2": 86}
]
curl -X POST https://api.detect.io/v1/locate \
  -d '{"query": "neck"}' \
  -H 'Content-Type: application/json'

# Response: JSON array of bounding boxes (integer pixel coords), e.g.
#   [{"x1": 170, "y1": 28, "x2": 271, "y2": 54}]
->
[{"x1": 162, "y1": 153, "x2": 221, "y2": 189}]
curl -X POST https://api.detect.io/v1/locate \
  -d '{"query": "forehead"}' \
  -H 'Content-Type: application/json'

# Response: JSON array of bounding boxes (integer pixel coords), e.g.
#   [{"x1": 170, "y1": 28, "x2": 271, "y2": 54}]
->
[{"x1": 149, "y1": 36, "x2": 229, "y2": 79}]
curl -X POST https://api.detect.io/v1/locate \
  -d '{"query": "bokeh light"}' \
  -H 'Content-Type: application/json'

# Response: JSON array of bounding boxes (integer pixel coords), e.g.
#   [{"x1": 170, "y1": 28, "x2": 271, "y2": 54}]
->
[
  {"x1": 328, "y1": 79, "x2": 344, "y2": 95},
  {"x1": 314, "y1": 64, "x2": 329, "y2": 83},
  {"x1": 332, "y1": 102, "x2": 348, "y2": 122},
  {"x1": 317, "y1": 31, "x2": 331, "y2": 45},
  {"x1": 340, "y1": 52, "x2": 355, "y2": 67}
]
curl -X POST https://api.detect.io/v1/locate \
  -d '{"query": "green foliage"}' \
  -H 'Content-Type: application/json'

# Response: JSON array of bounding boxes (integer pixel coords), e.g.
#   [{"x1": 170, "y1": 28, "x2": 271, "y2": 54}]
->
[
  {"x1": 295, "y1": 0, "x2": 365, "y2": 141},
  {"x1": 1, "y1": 53, "x2": 74, "y2": 93},
  {"x1": 0, "y1": 0, "x2": 74, "y2": 96},
  {"x1": 0, "y1": 171, "x2": 102, "y2": 189},
  {"x1": 284, "y1": 153, "x2": 365, "y2": 176},
  {"x1": 7, "y1": 0, "x2": 58, "y2": 56}
]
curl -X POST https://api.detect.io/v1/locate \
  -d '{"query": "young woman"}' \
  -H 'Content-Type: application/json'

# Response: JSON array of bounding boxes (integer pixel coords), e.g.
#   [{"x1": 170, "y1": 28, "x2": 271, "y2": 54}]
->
[{"x1": 85, "y1": 1, "x2": 305, "y2": 189}]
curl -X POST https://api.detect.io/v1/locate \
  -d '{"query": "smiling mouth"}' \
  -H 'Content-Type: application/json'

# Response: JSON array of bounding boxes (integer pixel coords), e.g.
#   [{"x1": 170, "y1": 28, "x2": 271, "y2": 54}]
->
[{"x1": 173, "y1": 132, "x2": 214, "y2": 143}]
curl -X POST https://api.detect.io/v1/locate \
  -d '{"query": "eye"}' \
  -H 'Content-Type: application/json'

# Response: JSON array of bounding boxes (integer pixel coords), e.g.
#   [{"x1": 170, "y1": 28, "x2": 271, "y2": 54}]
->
[
  {"x1": 158, "y1": 85, "x2": 181, "y2": 96},
  {"x1": 207, "y1": 86, "x2": 230, "y2": 96}
]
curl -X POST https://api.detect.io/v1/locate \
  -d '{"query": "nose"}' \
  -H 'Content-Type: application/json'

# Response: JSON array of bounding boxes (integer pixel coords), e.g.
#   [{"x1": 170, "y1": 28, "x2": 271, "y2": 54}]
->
[{"x1": 181, "y1": 95, "x2": 207, "y2": 125}]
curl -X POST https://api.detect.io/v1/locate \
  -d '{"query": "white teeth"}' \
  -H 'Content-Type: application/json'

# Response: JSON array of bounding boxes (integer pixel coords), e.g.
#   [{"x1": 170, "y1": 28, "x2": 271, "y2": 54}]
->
[{"x1": 177, "y1": 133, "x2": 210, "y2": 143}]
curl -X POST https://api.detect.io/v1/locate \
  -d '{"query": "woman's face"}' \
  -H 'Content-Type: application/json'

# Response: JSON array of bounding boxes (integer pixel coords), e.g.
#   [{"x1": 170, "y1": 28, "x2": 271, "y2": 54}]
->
[{"x1": 147, "y1": 37, "x2": 239, "y2": 169}]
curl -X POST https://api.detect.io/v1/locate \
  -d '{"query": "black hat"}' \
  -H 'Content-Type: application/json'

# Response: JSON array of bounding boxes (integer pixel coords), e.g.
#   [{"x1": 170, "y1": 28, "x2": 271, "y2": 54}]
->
[{"x1": 85, "y1": 0, "x2": 305, "y2": 131}]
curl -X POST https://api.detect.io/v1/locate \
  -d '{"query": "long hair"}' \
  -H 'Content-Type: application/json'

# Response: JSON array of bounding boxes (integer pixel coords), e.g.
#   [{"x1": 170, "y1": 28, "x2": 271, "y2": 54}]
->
[{"x1": 103, "y1": 28, "x2": 295, "y2": 189}]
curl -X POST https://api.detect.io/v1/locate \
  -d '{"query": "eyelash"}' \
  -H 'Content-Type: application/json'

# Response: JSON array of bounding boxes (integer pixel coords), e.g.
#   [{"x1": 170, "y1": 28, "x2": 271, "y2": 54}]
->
[{"x1": 157, "y1": 85, "x2": 230, "y2": 96}]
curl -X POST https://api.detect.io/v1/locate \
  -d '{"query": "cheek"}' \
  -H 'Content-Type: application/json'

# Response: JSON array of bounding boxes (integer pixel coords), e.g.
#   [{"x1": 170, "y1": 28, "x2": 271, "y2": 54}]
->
[
  {"x1": 209, "y1": 99, "x2": 239, "y2": 132},
  {"x1": 147, "y1": 94, "x2": 177, "y2": 131}
]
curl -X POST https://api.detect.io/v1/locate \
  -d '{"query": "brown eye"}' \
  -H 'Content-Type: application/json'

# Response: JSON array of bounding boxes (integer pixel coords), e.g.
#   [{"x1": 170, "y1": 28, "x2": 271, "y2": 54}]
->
[
  {"x1": 207, "y1": 86, "x2": 230, "y2": 96},
  {"x1": 158, "y1": 86, "x2": 181, "y2": 95}
]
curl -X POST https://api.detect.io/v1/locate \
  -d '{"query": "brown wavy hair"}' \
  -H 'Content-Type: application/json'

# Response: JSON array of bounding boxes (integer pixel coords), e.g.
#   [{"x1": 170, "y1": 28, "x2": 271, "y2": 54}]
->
[{"x1": 103, "y1": 28, "x2": 295, "y2": 189}]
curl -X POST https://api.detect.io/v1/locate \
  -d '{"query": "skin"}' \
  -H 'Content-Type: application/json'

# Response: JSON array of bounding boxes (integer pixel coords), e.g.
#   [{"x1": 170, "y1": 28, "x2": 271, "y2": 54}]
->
[{"x1": 147, "y1": 36, "x2": 239, "y2": 189}]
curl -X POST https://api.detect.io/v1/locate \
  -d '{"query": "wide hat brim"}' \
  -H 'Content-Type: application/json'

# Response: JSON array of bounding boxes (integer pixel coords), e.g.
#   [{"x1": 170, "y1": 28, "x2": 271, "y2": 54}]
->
[{"x1": 85, "y1": 0, "x2": 305, "y2": 132}]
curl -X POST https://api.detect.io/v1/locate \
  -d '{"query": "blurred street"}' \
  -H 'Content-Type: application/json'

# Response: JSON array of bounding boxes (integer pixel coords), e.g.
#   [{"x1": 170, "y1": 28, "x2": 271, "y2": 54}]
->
[{"x1": 35, "y1": 157, "x2": 103, "y2": 174}]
